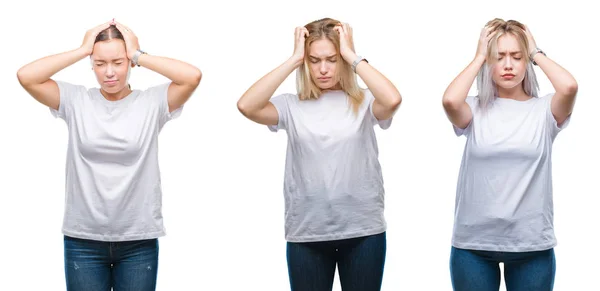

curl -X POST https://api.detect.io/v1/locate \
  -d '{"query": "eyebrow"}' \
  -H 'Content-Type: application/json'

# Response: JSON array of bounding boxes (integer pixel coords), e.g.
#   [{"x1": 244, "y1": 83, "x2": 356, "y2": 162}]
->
[
  {"x1": 309, "y1": 54, "x2": 337, "y2": 59},
  {"x1": 498, "y1": 51, "x2": 522, "y2": 55},
  {"x1": 94, "y1": 58, "x2": 126, "y2": 62}
]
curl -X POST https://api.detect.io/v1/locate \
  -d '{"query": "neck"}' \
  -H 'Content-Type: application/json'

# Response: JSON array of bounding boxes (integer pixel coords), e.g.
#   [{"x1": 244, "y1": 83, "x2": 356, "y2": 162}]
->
[
  {"x1": 100, "y1": 85, "x2": 132, "y2": 101},
  {"x1": 496, "y1": 84, "x2": 530, "y2": 101}
]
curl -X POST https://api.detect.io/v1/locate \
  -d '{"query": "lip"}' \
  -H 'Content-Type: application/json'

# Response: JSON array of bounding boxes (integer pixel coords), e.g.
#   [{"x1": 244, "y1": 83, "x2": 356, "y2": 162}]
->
[
  {"x1": 317, "y1": 77, "x2": 331, "y2": 81},
  {"x1": 501, "y1": 74, "x2": 515, "y2": 80},
  {"x1": 104, "y1": 80, "x2": 118, "y2": 85}
]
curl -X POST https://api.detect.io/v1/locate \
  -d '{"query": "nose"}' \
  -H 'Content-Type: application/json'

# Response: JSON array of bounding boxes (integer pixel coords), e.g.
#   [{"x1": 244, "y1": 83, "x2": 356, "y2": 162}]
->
[
  {"x1": 503, "y1": 57, "x2": 513, "y2": 71},
  {"x1": 319, "y1": 61, "x2": 328, "y2": 75},
  {"x1": 105, "y1": 64, "x2": 116, "y2": 77}
]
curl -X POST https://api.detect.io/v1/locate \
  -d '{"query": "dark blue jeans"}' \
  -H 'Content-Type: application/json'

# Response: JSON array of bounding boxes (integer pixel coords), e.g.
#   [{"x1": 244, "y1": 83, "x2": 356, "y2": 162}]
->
[
  {"x1": 64, "y1": 236, "x2": 159, "y2": 291},
  {"x1": 286, "y1": 231, "x2": 386, "y2": 291},
  {"x1": 450, "y1": 246, "x2": 556, "y2": 291}
]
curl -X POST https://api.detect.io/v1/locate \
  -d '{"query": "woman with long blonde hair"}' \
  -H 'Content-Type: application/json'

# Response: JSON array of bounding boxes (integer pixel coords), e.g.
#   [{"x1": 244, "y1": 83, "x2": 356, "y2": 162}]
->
[
  {"x1": 442, "y1": 18, "x2": 578, "y2": 290},
  {"x1": 237, "y1": 17, "x2": 401, "y2": 291}
]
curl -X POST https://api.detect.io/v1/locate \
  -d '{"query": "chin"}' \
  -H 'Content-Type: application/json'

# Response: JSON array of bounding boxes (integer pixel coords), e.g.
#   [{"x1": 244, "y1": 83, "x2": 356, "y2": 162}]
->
[
  {"x1": 494, "y1": 79, "x2": 522, "y2": 89},
  {"x1": 317, "y1": 81, "x2": 338, "y2": 90},
  {"x1": 101, "y1": 85, "x2": 125, "y2": 94}
]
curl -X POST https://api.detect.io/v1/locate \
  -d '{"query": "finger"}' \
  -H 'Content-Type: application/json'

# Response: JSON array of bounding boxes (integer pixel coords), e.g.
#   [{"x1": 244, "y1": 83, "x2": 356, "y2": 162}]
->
[
  {"x1": 91, "y1": 21, "x2": 112, "y2": 34},
  {"x1": 484, "y1": 27, "x2": 494, "y2": 37},
  {"x1": 115, "y1": 22, "x2": 134, "y2": 35},
  {"x1": 302, "y1": 27, "x2": 309, "y2": 38},
  {"x1": 115, "y1": 21, "x2": 131, "y2": 31},
  {"x1": 333, "y1": 25, "x2": 342, "y2": 35},
  {"x1": 295, "y1": 27, "x2": 303, "y2": 42}
]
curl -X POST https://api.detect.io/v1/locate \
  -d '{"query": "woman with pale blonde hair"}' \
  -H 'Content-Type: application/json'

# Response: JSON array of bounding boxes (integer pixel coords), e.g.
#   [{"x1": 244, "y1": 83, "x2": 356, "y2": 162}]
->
[
  {"x1": 443, "y1": 18, "x2": 578, "y2": 290},
  {"x1": 237, "y1": 17, "x2": 401, "y2": 291}
]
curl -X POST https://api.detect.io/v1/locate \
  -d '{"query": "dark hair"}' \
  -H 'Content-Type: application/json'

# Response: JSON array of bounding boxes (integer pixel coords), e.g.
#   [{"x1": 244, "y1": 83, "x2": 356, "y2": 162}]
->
[{"x1": 95, "y1": 25, "x2": 124, "y2": 43}]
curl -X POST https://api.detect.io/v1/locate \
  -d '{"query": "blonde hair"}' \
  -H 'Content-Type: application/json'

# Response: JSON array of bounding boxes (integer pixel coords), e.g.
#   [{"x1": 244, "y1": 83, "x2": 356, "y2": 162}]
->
[
  {"x1": 296, "y1": 18, "x2": 364, "y2": 113},
  {"x1": 476, "y1": 18, "x2": 539, "y2": 108}
]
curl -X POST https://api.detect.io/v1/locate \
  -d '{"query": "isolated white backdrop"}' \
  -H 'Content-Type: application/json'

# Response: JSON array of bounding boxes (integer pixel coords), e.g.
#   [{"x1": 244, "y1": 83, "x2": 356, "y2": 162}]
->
[{"x1": 1, "y1": 0, "x2": 598, "y2": 290}]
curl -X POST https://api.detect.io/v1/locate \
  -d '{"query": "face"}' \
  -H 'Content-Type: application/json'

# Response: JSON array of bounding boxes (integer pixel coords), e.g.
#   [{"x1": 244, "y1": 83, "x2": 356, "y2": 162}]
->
[
  {"x1": 91, "y1": 39, "x2": 131, "y2": 94},
  {"x1": 307, "y1": 38, "x2": 339, "y2": 90},
  {"x1": 491, "y1": 34, "x2": 527, "y2": 90}
]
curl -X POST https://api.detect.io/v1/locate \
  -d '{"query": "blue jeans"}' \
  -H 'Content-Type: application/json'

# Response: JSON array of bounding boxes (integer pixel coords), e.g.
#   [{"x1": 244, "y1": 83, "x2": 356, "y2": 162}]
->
[
  {"x1": 450, "y1": 246, "x2": 556, "y2": 291},
  {"x1": 286, "y1": 231, "x2": 386, "y2": 291},
  {"x1": 64, "y1": 236, "x2": 159, "y2": 291}
]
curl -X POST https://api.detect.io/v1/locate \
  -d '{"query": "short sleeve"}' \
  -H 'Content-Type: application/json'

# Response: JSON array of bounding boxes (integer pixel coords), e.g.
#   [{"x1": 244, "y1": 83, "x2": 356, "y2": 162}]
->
[
  {"x1": 453, "y1": 96, "x2": 478, "y2": 137},
  {"x1": 145, "y1": 82, "x2": 181, "y2": 129},
  {"x1": 267, "y1": 93, "x2": 292, "y2": 132},
  {"x1": 365, "y1": 90, "x2": 393, "y2": 129},
  {"x1": 544, "y1": 93, "x2": 571, "y2": 139},
  {"x1": 49, "y1": 81, "x2": 87, "y2": 121}
]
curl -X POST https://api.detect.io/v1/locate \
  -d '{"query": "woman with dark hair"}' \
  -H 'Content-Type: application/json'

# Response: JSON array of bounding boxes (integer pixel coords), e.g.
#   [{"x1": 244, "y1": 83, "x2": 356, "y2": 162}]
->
[
  {"x1": 442, "y1": 18, "x2": 578, "y2": 291},
  {"x1": 237, "y1": 18, "x2": 401, "y2": 291},
  {"x1": 17, "y1": 20, "x2": 201, "y2": 291}
]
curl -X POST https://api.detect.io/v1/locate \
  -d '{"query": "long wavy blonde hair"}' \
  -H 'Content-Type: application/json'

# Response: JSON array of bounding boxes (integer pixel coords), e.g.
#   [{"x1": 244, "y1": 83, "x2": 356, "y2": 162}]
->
[
  {"x1": 476, "y1": 18, "x2": 539, "y2": 108},
  {"x1": 296, "y1": 18, "x2": 364, "y2": 113}
]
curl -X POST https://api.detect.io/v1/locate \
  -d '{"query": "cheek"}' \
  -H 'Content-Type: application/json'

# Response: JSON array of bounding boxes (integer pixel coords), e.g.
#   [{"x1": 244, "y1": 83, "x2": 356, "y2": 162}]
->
[
  {"x1": 92, "y1": 67, "x2": 104, "y2": 79},
  {"x1": 117, "y1": 65, "x2": 130, "y2": 78}
]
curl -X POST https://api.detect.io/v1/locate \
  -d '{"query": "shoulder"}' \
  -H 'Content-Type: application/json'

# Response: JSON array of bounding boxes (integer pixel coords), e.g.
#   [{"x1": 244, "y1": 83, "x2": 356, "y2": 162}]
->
[
  {"x1": 270, "y1": 92, "x2": 299, "y2": 105},
  {"x1": 55, "y1": 80, "x2": 90, "y2": 95},
  {"x1": 140, "y1": 82, "x2": 171, "y2": 96}
]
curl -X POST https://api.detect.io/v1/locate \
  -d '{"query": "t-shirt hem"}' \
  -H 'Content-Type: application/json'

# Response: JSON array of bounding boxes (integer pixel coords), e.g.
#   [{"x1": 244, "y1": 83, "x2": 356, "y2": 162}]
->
[
  {"x1": 451, "y1": 239, "x2": 557, "y2": 252},
  {"x1": 285, "y1": 225, "x2": 387, "y2": 243},
  {"x1": 62, "y1": 228, "x2": 166, "y2": 242}
]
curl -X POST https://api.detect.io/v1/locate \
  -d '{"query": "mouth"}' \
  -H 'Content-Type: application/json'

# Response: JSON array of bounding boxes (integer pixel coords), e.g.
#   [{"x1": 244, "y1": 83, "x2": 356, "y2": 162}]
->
[
  {"x1": 501, "y1": 74, "x2": 515, "y2": 80},
  {"x1": 104, "y1": 80, "x2": 118, "y2": 85},
  {"x1": 317, "y1": 77, "x2": 331, "y2": 82}
]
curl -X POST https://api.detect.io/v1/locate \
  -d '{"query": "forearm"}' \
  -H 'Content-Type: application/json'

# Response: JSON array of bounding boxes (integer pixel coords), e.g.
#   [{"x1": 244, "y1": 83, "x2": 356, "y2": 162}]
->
[
  {"x1": 238, "y1": 57, "x2": 301, "y2": 113},
  {"x1": 353, "y1": 57, "x2": 402, "y2": 108},
  {"x1": 443, "y1": 55, "x2": 485, "y2": 107},
  {"x1": 136, "y1": 54, "x2": 202, "y2": 86},
  {"x1": 532, "y1": 53, "x2": 578, "y2": 96},
  {"x1": 17, "y1": 48, "x2": 89, "y2": 85}
]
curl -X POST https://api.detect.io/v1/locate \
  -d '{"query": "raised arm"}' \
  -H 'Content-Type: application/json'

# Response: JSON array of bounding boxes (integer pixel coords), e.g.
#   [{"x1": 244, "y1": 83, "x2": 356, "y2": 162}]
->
[
  {"x1": 525, "y1": 26, "x2": 578, "y2": 126},
  {"x1": 17, "y1": 22, "x2": 112, "y2": 110},
  {"x1": 237, "y1": 27, "x2": 308, "y2": 126},
  {"x1": 114, "y1": 22, "x2": 202, "y2": 113},
  {"x1": 442, "y1": 26, "x2": 493, "y2": 129},
  {"x1": 335, "y1": 23, "x2": 402, "y2": 120}
]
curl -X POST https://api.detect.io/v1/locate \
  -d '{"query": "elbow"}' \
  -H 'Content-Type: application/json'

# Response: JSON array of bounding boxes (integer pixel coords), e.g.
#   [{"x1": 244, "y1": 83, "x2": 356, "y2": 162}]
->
[
  {"x1": 237, "y1": 99, "x2": 251, "y2": 117},
  {"x1": 190, "y1": 68, "x2": 202, "y2": 88},
  {"x1": 442, "y1": 95, "x2": 461, "y2": 111},
  {"x1": 16, "y1": 68, "x2": 30, "y2": 87},
  {"x1": 563, "y1": 80, "x2": 578, "y2": 96},
  {"x1": 389, "y1": 94, "x2": 402, "y2": 111}
]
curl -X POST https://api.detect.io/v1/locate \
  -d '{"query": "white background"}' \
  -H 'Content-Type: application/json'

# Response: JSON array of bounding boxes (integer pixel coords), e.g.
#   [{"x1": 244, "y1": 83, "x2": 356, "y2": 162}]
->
[{"x1": 2, "y1": 0, "x2": 598, "y2": 290}]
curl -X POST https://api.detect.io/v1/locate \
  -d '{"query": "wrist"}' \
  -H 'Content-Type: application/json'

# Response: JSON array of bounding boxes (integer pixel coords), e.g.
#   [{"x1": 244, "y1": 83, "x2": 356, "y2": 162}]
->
[
  {"x1": 473, "y1": 54, "x2": 487, "y2": 64},
  {"x1": 76, "y1": 47, "x2": 92, "y2": 58},
  {"x1": 343, "y1": 51, "x2": 358, "y2": 63},
  {"x1": 529, "y1": 47, "x2": 546, "y2": 66},
  {"x1": 131, "y1": 49, "x2": 146, "y2": 67},
  {"x1": 289, "y1": 55, "x2": 304, "y2": 68}
]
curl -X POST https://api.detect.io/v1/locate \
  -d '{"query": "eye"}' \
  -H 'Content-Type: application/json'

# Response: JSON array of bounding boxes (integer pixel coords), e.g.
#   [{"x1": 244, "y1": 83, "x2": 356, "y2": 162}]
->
[
  {"x1": 95, "y1": 63, "x2": 104, "y2": 67},
  {"x1": 115, "y1": 62, "x2": 123, "y2": 65},
  {"x1": 327, "y1": 59, "x2": 337, "y2": 63},
  {"x1": 514, "y1": 57, "x2": 522, "y2": 60},
  {"x1": 310, "y1": 59, "x2": 319, "y2": 64}
]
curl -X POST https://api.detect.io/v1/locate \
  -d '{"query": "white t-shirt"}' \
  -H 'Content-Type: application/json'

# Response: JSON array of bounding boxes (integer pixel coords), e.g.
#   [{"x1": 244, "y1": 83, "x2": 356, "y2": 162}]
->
[
  {"x1": 50, "y1": 81, "x2": 181, "y2": 242},
  {"x1": 452, "y1": 93, "x2": 569, "y2": 252},
  {"x1": 269, "y1": 89, "x2": 392, "y2": 243}
]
